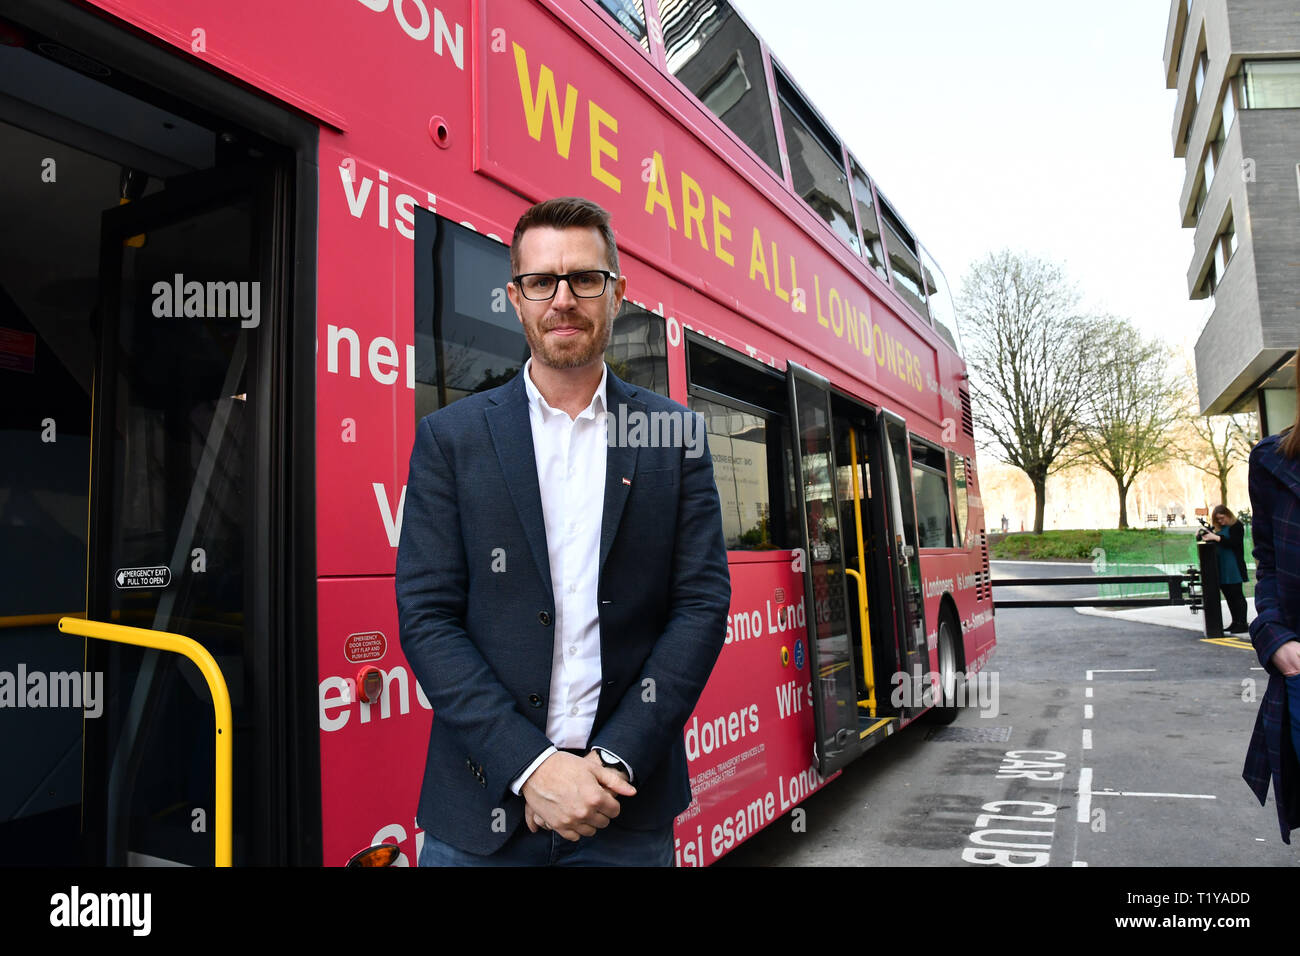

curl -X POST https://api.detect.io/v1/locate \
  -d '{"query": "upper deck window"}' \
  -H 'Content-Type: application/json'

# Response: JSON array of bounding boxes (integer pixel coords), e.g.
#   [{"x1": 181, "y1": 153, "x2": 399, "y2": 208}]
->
[
  {"x1": 595, "y1": 0, "x2": 651, "y2": 52},
  {"x1": 920, "y1": 246, "x2": 960, "y2": 354},
  {"x1": 662, "y1": 0, "x2": 782, "y2": 176},
  {"x1": 878, "y1": 199, "x2": 927, "y2": 320},
  {"x1": 773, "y1": 68, "x2": 857, "y2": 253},
  {"x1": 849, "y1": 158, "x2": 888, "y2": 280}
]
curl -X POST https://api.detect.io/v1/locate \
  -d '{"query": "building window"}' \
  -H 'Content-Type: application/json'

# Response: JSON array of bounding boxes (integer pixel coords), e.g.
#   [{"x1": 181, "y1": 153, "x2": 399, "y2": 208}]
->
[
  {"x1": 1213, "y1": 214, "x2": 1236, "y2": 283},
  {"x1": 849, "y1": 158, "x2": 888, "y2": 280},
  {"x1": 1194, "y1": 51, "x2": 1209, "y2": 101},
  {"x1": 1202, "y1": 141, "x2": 1216, "y2": 189},
  {"x1": 774, "y1": 68, "x2": 858, "y2": 253},
  {"x1": 663, "y1": 0, "x2": 783, "y2": 176},
  {"x1": 1221, "y1": 75, "x2": 1238, "y2": 135},
  {"x1": 1243, "y1": 61, "x2": 1300, "y2": 109}
]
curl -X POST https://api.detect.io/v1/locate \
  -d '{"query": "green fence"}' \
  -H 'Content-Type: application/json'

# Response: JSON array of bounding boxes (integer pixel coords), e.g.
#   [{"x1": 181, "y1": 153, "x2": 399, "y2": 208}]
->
[{"x1": 1095, "y1": 527, "x2": 1254, "y2": 601}]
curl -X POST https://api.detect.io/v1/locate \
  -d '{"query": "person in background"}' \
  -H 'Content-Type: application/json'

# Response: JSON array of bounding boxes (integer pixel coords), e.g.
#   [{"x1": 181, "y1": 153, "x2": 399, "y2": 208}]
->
[
  {"x1": 1201, "y1": 504, "x2": 1250, "y2": 633},
  {"x1": 1243, "y1": 345, "x2": 1300, "y2": 844}
]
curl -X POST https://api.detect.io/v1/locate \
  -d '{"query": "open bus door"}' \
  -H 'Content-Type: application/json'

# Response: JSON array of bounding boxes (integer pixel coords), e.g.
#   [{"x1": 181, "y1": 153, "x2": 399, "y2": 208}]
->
[
  {"x1": 80, "y1": 161, "x2": 286, "y2": 866},
  {"x1": 878, "y1": 411, "x2": 928, "y2": 719},
  {"x1": 786, "y1": 362, "x2": 865, "y2": 777}
]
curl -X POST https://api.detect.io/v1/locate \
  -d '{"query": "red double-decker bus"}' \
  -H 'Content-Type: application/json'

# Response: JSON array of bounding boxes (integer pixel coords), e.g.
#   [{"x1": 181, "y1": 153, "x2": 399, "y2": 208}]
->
[{"x1": 0, "y1": 0, "x2": 993, "y2": 866}]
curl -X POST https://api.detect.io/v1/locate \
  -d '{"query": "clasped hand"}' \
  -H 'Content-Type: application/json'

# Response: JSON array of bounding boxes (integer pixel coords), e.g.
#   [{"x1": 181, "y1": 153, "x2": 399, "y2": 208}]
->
[{"x1": 520, "y1": 751, "x2": 636, "y2": 842}]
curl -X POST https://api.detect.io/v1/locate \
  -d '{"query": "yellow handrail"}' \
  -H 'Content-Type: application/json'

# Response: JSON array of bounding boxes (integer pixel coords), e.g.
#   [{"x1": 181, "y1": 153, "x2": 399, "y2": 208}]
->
[
  {"x1": 57, "y1": 616, "x2": 233, "y2": 867},
  {"x1": 848, "y1": 428, "x2": 876, "y2": 715}
]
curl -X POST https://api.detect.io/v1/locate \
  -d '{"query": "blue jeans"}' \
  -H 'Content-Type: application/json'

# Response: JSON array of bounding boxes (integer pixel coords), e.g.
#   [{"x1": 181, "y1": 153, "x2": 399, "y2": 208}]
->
[{"x1": 418, "y1": 821, "x2": 674, "y2": 867}]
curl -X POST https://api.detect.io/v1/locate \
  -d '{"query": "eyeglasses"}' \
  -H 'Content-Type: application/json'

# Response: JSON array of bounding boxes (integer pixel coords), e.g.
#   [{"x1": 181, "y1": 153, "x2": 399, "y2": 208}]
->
[{"x1": 513, "y1": 270, "x2": 617, "y2": 301}]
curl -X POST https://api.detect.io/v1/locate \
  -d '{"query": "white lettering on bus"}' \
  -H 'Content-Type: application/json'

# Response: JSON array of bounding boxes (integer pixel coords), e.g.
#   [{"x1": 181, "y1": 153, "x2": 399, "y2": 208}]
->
[
  {"x1": 774, "y1": 679, "x2": 812, "y2": 719},
  {"x1": 683, "y1": 704, "x2": 759, "y2": 760},
  {"x1": 325, "y1": 325, "x2": 416, "y2": 390},
  {"x1": 353, "y1": 0, "x2": 464, "y2": 70}
]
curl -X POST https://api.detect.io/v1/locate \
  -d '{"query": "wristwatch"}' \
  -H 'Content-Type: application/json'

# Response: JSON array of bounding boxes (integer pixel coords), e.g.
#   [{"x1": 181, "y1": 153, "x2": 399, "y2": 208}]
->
[{"x1": 595, "y1": 749, "x2": 628, "y2": 776}]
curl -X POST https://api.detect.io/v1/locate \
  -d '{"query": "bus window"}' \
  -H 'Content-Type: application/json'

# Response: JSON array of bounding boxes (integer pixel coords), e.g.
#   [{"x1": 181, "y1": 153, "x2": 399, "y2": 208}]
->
[
  {"x1": 950, "y1": 451, "x2": 969, "y2": 547},
  {"x1": 773, "y1": 68, "x2": 857, "y2": 253},
  {"x1": 921, "y1": 246, "x2": 961, "y2": 354},
  {"x1": 662, "y1": 0, "x2": 783, "y2": 177},
  {"x1": 595, "y1": 0, "x2": 650, "y2": 52},
  {"x1": 910, "y1": 438, "x2": 953, "y2": 549},
  {"x1": 878, "y1": 198, "x2": 928, "y2": 320},
  {"x1": 686, "y1": 337, "x2": 795, "y2": 551},
  {"x1": 412, "y1": 211, "x2": 668, "y2": 418},
  {"x1": 849, "y1": 158, "x2": 888, "y2": 280}
]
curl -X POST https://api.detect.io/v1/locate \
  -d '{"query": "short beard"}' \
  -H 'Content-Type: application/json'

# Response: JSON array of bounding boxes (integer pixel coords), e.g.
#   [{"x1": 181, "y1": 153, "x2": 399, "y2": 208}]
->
[{"x1": 525, "y1": 314, "x2": 614, "y2": 370}]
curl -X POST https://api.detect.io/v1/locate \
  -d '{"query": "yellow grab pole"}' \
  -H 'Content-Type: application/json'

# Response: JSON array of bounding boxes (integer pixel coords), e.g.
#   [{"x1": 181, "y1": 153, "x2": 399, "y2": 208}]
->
[
  {"x1": 848, "y1": 429, "x2": 876, "y2": 715},
  {"x1": 58, "y1": 616, "x2": 233, "y2": 867}
]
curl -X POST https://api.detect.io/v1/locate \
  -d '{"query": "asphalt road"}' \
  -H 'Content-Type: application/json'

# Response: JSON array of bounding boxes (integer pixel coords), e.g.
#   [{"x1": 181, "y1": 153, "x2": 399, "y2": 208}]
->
[{"x1": 717, "y1": 561, "x2": 1295, "y2": 867}]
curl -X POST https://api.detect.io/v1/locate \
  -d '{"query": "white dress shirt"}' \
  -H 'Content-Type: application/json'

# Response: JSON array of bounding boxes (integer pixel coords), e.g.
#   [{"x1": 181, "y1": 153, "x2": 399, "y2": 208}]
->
[{"x1": 511, "y1": 361, "x2": 628, "y2": 793}]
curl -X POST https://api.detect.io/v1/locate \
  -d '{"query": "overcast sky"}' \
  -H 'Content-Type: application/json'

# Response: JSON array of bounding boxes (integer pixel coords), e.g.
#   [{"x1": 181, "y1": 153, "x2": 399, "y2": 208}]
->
[{"x1": 733, "y1": 0, "x2": 1204, "y2": 354}]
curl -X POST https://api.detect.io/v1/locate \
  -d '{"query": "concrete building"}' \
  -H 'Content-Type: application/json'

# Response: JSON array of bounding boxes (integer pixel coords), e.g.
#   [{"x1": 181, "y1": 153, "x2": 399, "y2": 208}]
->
[{"x1": 1163, "y1": 0, "x2": 1299, "y2": 434}]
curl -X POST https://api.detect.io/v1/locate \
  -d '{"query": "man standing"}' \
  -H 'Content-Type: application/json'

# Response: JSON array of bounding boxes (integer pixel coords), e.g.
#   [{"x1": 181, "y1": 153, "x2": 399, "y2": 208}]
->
[{"x1": 396, "y1": 197, "x2": 730, "y2": 865}]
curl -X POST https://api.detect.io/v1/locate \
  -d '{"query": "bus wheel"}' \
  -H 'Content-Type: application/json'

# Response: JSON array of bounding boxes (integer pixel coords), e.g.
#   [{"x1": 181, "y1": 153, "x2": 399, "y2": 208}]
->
[{"x1": 931, "y1": 614, "x2": 961, "y2": 725}]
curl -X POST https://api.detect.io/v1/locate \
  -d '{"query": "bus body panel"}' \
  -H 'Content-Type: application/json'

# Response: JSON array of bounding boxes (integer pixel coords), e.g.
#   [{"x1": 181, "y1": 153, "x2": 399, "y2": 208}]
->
[{"x1": 60, "y1": 0, "x2": 995, "y2": 864}]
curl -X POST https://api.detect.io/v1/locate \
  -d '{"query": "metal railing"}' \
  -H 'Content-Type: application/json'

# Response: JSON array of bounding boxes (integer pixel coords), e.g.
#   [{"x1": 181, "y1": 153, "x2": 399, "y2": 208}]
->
[{"x1": 57, "y1": 616, "x2": 233, "y2": 867}]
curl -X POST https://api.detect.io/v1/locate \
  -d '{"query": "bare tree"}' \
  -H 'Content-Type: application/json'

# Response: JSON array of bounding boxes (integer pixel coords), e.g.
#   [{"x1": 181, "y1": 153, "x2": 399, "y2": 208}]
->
[
  {"x1": 959, "y1": 250, "x2": 1093, "y2": 534},
  {"x1": 1169, "y1": 354, "x2": 1257, "y2": 507},
  {"x1": 1076, "y1": 318, "x2": 1185, "y2": 529}
]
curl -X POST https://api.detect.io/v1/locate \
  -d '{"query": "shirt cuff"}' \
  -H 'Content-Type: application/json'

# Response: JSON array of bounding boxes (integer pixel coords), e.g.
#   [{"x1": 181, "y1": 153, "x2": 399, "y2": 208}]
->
[
  {"x1": 511, "y1": 746, "x2": 557, "y2": 795},
  {"x1": 595, "y1": 747, "x2": 634, "y2": 783}
]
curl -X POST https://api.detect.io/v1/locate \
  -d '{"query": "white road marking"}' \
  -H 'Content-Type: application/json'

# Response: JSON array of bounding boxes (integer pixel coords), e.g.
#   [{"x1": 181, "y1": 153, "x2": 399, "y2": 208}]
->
[
  {"x1": 1072, "y1": 860, "x2": 1089, "y2": 867},
  {"x1": 1085, "y1": 687, "x2": 1093, "y2": 698},
  {"x1": 1093, "y1": 789, "x2": 1216, "y2": 800},
  {"x1": 1084, "y1": 704, "x2": 1093, "y2": 719},
  {"x1": 1077, "y1": 767, "x2": 1093, "y2": 823},
  {"x1": 1082, "y1": 729, "x2": 1093, "y2": 749},
  {"x1": 1086, "y1": 668, "x2": 1157, "y2": 680}
]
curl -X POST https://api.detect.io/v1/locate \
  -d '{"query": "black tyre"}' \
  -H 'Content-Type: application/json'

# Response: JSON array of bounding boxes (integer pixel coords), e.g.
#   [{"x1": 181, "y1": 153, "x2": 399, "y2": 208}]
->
[{"x1": 930, "y1": 613, "x2": 961, "y2": 725}]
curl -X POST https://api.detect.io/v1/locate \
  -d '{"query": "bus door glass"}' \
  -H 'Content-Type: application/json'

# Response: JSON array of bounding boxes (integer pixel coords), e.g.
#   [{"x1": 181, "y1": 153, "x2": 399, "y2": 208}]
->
[
  {"x1": 786, "y1": 362, "x2": 863, "y2": 777},
  {"x1": 879, "y1": 412, "x2": 927, "y2": 714},
  {"x1": 84, "y1": 162, "x2": 276, "y2": 865}
]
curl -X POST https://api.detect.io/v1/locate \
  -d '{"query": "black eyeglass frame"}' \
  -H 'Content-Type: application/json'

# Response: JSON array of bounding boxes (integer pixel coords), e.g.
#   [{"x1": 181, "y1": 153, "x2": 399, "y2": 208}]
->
[{"x1": 512, "y1": 270, "x2": 619, "y2": 300}]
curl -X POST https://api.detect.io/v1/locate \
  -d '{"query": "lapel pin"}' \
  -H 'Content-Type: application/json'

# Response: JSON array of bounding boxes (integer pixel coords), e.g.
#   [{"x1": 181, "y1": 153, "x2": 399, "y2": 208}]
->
[{"x1": 622, "y1": 477, "x2": 631, "y2": 486}]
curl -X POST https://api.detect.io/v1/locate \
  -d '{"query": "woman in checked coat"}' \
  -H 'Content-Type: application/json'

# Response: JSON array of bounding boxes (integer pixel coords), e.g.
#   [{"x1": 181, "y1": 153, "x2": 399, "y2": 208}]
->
[{"x1": 1243, "y1": 356, "x2": 1300, "y2": 843}]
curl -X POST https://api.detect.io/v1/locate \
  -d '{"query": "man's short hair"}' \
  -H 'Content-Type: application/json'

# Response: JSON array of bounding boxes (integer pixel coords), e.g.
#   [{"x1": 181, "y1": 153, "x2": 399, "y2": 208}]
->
[{"x1": 509, "y1": 197, "x2": 619, "y2": 276}]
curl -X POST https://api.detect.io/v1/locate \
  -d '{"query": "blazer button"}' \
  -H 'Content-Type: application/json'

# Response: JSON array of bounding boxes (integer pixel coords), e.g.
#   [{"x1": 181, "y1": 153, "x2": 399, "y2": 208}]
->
[
  {"x1": 528, "y1": 694, "x2": 543, "y2": 708},
  {"x1": 538, "y1": 611, "x2": 552, "y2": 626}
]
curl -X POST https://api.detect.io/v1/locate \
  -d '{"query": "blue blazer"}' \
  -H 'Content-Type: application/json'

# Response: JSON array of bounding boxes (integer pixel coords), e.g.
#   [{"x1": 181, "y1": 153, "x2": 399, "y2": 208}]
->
[
  {"x1": 395, "y1": 367, "x2": 730, "y2": 855},
  {"x1": 1242, "y1": 431, "x2": 1300, "y2": 842}
]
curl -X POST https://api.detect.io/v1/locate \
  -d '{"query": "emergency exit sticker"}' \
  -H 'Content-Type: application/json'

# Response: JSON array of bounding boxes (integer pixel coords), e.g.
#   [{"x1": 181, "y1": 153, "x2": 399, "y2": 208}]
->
[{"x1": 115, "y1": 566, "x2": 172, "y2": 588}]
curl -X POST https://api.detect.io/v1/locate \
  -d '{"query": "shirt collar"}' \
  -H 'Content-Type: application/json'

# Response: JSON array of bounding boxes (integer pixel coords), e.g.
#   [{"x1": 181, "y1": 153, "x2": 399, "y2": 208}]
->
[{"x1": 523, "y1": 358, "x2": 607, "y2": 420}]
